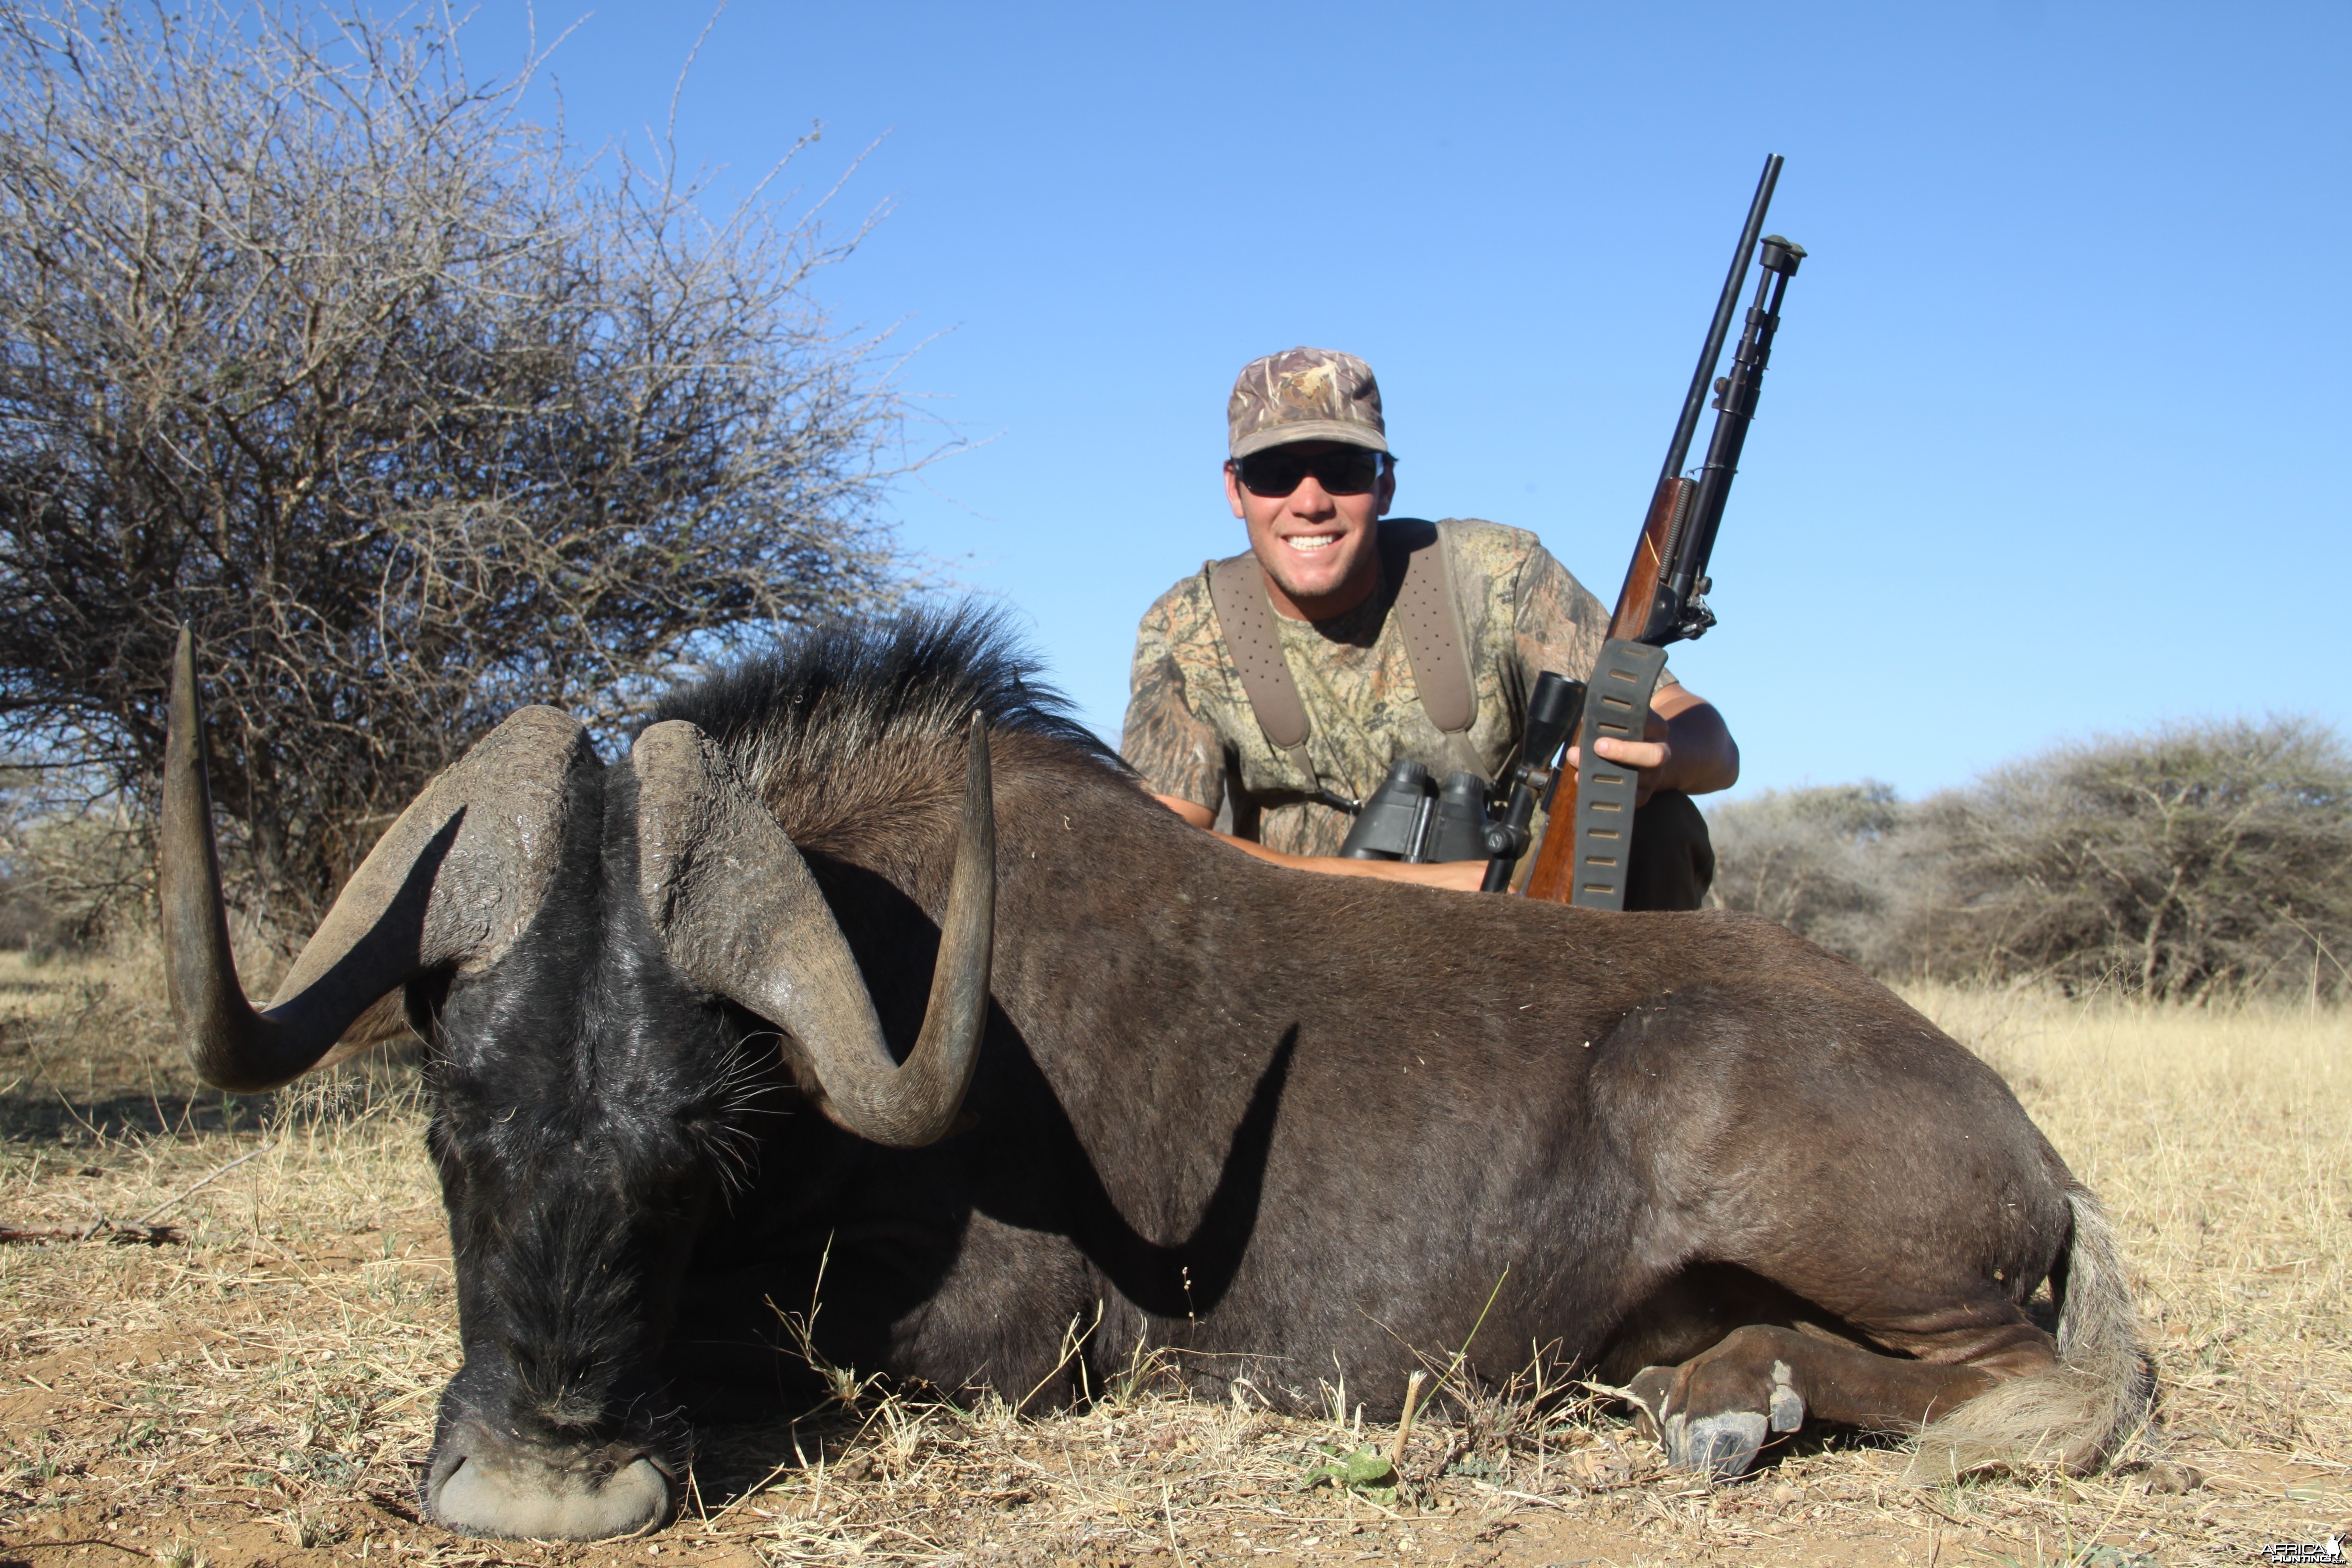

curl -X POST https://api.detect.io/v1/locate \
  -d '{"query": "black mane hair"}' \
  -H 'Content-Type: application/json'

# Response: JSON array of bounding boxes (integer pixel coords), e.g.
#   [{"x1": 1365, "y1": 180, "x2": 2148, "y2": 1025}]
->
[
  {"x1": 643, "y1": 608, "x2": 1127, "y2": 856},
  {"x1": 647, "y1": 605, "x2": 1116, "y2": 761}
]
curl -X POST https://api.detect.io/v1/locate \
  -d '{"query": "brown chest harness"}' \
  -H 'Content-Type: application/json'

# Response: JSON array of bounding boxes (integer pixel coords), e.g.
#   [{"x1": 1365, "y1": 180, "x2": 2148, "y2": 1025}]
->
[{"x1": 1204, "y1": 517, "x2": 1486, "y2": 809}]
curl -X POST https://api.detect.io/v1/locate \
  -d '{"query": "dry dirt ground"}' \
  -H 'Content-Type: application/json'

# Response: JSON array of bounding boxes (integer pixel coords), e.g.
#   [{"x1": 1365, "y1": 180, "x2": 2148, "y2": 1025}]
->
[{"x1": 1, "y1": 949, "x2": 2346, "y2": 1568}]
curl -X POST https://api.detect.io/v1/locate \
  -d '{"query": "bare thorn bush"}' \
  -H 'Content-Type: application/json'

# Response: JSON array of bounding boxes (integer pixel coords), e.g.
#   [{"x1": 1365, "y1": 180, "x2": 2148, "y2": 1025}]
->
[
  {"x1": 1711, "y1": 717, "x2": 2352, "y2": 1001},
  {"x1": 1699, "y1": 779, "x2": 1904, "y2": 965},
  {"x1": 0, "y1": 0, "x2": 933, "y2": 943}
]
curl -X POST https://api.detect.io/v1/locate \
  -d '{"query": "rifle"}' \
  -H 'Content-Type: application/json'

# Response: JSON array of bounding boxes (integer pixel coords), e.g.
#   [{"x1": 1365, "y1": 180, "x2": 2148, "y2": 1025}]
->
[{"x1": 1484, "y1": 155, "x2": 1805, "y2": 905}]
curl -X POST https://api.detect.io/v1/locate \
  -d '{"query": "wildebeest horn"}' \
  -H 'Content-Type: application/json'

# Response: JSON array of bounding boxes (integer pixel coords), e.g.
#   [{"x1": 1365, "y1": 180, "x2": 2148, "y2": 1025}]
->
[
  {"x1": 631, "y1": 714, "x2": 995, "y2": 1149},
  {"x1": 161, "y1": 628, "x2": 597, "y2": 1093}
]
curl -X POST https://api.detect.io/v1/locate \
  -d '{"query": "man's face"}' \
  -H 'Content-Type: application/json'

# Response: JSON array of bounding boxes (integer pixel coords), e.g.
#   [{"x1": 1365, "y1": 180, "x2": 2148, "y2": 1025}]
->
[{"x1": 1225, "y1": 440, "x2": 1394, "y2": 618}]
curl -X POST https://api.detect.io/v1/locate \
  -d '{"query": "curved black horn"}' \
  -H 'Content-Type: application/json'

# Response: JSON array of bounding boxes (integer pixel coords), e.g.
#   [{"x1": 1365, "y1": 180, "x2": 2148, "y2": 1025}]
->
[
  {"x1": 160, "y1": 628, "x2": 597, "y2": 1092},
  {"x1": 632, "y1": 714, "x2": 995, "y2": 1149}
]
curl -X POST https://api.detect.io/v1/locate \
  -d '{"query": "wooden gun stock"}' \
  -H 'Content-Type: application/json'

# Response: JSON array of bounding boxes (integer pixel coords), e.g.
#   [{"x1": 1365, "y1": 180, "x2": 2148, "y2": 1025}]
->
[
  {"x1": 1520, "y1": 476, "x2": 1689, "y2": 901},
  {"x1": 1520, "y1": 747, "x2": 1587, "y2": 901},
  {"x1": 1611, "y1": 474, "x2": 1696, "y2": 639}
]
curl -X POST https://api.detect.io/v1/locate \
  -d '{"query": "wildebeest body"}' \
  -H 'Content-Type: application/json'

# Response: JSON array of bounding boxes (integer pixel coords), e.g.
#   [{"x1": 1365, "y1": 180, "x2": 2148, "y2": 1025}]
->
[
  {"x1": 160, "y1": 612, "x2": 2146, "y2": 1540},
  {"x1": 624, "y1": 635, "x2": 2079, "y2": 1406},
  {"x1": 666, "y1": 756, "x2": 2068, "y2": 1409}
]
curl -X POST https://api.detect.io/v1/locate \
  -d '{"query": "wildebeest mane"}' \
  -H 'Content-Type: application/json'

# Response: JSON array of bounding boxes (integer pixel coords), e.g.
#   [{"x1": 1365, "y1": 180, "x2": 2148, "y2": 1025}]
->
[{"x1": 644, "y1": 606, "x2": 1124, "y2": 858}]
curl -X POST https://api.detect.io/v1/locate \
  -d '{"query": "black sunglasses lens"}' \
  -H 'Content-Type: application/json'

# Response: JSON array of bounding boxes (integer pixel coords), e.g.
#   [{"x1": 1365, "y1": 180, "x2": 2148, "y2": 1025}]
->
[
  {"x1": 1237, "y1": 452, "x2": 1305, "y2": 496},
  {"x1": 1318, "y1": 452, "x2": 1380, "y2": 494},
  {"x1": 1237, "y1": 450, "x2": 1380, "y2": 496}
]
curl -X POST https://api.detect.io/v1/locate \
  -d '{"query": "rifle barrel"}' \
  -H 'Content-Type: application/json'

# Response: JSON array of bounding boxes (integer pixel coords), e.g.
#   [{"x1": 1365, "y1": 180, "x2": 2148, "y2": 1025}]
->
[{"x1": 1656, "y1": 154, "x2": 1782, "y2": 492}]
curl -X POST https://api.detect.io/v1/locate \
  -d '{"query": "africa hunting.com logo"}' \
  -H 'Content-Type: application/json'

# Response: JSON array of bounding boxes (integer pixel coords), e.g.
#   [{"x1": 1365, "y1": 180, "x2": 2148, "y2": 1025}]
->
[{"x1": 2261, "y1": 1536, "x2": 2345, "y2": 1566}]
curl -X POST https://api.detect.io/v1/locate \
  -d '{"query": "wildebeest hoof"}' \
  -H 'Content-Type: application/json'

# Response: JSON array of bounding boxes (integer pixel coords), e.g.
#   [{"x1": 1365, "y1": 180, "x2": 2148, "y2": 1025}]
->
[
  {"x1": 1767, "y1": 1358, "x2": 1804, "y2": 1433},
  {"x1": 1664, "y1": 1409, "x2": 1768, "y2": 1480}
]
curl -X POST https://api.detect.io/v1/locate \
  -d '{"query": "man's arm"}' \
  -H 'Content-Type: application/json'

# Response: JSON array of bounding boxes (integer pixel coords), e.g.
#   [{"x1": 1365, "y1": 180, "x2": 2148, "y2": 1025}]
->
[
  {"x1": 1510, "y1": 538, "x2": 1737, "y2": 803},
  {"x1": 1148, "y1": 793, "x2": 1486, "y2": 890},
  {"x1": 1153, "y1": 681, "x2": 1728, "y2": 887},
  {"x1": 1147, "y1": 665, "x2": 1726, "y2": 891}
]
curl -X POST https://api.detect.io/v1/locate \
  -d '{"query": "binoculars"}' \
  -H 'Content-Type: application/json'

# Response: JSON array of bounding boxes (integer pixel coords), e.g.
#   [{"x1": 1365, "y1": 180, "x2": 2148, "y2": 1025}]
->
[
  {"x1": 1336, "y1": 760, "x2": 1494, "y2": 863},
  {"x1": 1333, "y1": 671, "x2": 1586, "y2": 884}
]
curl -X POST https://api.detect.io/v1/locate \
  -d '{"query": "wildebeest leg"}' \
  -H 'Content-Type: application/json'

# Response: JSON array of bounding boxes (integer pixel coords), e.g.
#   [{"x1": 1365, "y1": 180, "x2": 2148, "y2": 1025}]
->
[{"x1": 1624, "y1": 1319, "x2": 2058, "y2": 1479}]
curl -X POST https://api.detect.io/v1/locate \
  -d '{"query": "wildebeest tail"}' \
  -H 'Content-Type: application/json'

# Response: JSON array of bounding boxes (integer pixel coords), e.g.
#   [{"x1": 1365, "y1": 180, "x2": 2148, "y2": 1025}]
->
[{"x1": 1910, "y1": 1186, "x2": 2154, "y2": 1478}]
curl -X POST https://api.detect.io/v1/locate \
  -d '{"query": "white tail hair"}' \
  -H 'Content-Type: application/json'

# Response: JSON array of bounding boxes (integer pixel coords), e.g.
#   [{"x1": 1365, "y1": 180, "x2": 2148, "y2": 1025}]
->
[{"x1": 1910, "y1": 1187, "x2": 2153, "y2": 1479}]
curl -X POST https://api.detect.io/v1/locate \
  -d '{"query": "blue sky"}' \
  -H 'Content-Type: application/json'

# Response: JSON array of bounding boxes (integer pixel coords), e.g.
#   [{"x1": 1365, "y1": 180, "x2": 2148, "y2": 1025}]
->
[{"x1": 466, "y1": 1, "x2": 2349, "y2": 800}]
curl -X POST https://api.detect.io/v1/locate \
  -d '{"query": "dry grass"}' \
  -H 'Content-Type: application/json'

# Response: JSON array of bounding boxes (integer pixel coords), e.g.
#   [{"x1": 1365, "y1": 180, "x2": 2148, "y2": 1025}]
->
[{"x1": 1, "y1": 948, "x2": 2346, "y2": 1567}]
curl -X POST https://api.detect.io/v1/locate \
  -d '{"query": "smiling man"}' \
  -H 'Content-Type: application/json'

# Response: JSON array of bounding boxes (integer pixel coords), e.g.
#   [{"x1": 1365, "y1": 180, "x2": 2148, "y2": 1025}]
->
[{"x1": 1122, "y1": 346, "x2": 1737, "y2": 903}]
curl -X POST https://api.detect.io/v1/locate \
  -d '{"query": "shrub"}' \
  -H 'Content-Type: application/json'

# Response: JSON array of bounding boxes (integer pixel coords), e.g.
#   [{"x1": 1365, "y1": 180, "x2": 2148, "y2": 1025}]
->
[
  {"x1": 1707, "y1": 717, "x2": 2352, "y2": 1001},
  {"x1": 0, "y1": 1, "x2": 928, "y2": 941},
  {"x1": 1702, "y1": 781, "x2": 1905, "y2": 968},
  {"x1": 1897, "y1": 716, "x2": 2352, "y2": 1001}
]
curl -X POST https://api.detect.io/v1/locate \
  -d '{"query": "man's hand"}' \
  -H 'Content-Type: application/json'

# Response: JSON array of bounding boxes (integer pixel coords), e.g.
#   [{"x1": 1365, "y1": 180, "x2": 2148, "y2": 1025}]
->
[
  {"x1": 1153, "y1": 794, "x2": 1217, "y2": 830},
  {"x1": 1149, "y1": 793, "x2": 1486, "y2": 890},
  {"x1": 1564, "y1": 685, "x2": 1738, "y2": 806}
]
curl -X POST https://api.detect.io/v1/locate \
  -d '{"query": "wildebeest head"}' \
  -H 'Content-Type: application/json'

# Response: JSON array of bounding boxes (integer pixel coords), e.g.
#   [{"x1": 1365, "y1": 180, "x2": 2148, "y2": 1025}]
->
[{"x1": 155, "y1": 629, "x2": 998, "y2": 1539}]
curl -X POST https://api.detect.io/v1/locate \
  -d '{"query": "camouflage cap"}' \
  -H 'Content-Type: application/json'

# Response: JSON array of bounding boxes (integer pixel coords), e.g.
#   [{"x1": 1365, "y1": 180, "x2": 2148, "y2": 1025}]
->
[{"x1": 1226, "y1": 347, "x2": 1389, "y2": 458}]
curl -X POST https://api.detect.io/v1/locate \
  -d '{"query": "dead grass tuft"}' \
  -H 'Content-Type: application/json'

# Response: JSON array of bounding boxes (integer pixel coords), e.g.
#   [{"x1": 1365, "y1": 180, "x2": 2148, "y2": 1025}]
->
[{"x1": 1, "y1": 950, "x2": 2345, "y2": 1565}]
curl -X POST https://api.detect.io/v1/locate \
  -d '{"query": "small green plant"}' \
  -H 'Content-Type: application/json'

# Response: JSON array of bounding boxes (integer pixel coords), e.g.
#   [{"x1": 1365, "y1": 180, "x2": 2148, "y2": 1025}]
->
[
  {"x1": 153, "y1": 1538, "x2": 206, "y2": 1568},
  {"x1": 2068, "y1": 1547, "x2": 2155, "y2": 1568},
  {"x1": 1299, "y1": 1441, "x2": 1396, "y2": 1506},
  {"x1": 279, "y1": 1504, "x2": 345, "y2": 1548}
]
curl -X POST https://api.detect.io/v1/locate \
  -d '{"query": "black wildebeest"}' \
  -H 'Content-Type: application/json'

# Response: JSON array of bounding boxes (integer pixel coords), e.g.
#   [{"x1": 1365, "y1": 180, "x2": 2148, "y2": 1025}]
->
[{"x1": 160, "y1": 612, "x2": 2150, "y2": 1540}]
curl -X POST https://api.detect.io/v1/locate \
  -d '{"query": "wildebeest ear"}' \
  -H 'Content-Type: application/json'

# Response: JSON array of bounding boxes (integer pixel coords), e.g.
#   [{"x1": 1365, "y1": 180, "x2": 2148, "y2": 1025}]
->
[
  {"x1": 631, "y1": 715, "x2": 996, "y2": 1150},
  {"x1": 160, "y1": 627, "x2": 599, "y2": 1094},
  {"x1": 312, "y1": 991, "x2": 418, "y2": 1071}
]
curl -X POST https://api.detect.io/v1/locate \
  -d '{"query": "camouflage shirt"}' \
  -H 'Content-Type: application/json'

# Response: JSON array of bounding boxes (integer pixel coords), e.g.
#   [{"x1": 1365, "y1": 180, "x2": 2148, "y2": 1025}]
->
[{"x1": 1124, "y1": 518, "x2": 1676, "y2": 856}]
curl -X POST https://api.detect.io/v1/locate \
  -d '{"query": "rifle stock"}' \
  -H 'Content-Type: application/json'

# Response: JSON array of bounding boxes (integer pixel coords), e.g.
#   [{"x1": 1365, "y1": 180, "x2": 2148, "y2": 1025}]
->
[
  {"x1": 1518, "y1": 157, "x2": 1803, "y2": 907},
  {"x1": 1519, "y1": 744, "x2": 1584, "y2": 901},
  {"x1": 1520, "y1": 476, "x2": 1686, "y2": 900},
  {"x1": 1612, "y1": 475, "x2": 1694, "y2": 638}
]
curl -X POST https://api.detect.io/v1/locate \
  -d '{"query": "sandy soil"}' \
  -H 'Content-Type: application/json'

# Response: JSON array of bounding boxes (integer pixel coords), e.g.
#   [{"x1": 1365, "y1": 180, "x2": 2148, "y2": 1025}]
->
[{"x1": 2, "y1": 953, "x2": 2347, "y2": 1567}]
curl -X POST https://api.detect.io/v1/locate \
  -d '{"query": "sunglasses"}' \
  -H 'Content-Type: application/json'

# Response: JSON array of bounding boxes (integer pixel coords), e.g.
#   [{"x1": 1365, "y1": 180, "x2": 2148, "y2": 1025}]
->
[{"x1": 1231, "y1": 447, "x2": 1387, "y2": 498}]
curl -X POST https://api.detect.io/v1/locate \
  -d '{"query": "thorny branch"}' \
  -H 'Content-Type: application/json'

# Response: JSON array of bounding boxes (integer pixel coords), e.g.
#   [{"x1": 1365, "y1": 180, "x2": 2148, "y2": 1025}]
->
[{"x1": 0, "y1": 0, "x2": 946, "y2": 948}]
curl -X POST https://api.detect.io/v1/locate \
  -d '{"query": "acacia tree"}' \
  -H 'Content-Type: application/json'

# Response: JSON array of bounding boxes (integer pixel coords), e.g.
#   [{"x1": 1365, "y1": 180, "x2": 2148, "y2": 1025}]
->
[
  {"x1": 1702, "y1": 781, "x2": 1904, "y2": 967},
  {"x1": 0, "y1": 1, "x2": 925, "y2": 936},
  {"x1": 1705, "y1": 718, "x2": 2352, "y2": 1000},
  {"x1": 1897, "y1": 717, "x2": 2352, "y2": 1001}
]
